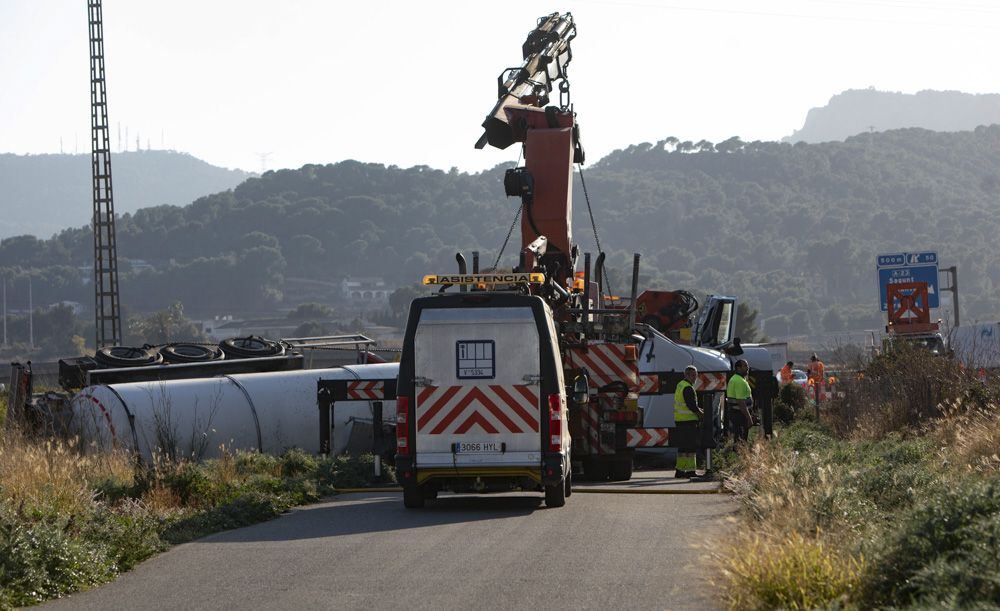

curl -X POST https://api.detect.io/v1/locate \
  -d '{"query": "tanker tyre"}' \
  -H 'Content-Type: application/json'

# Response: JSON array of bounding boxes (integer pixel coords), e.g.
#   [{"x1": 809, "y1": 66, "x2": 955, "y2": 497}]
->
[
  {"x1": 403, "y1": 484, "x2": 424, "y2": 509},
  {"x1": 545, "y1": 476, "x2": 566, "y2": 508},
  {"x1": 95, "y1": 346, "x2": 162, "y2": 368},
  {"x1": 583, "y1": 457, "x2": 608, "y2": 481},
  {"x1": 609, "y1": 458, "x2": 633, "y2": 482}
]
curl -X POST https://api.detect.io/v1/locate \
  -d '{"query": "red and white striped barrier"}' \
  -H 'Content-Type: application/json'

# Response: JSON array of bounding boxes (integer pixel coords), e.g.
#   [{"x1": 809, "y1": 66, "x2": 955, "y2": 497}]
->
[
  {"x1": 638, "y1": 374, "x2": 660, "y2": 394},
  {"x1": 416, "y1": 385, "x2": 539, "y2": 436},
  {"x1": 696, "y1": 372, "x2": 727, "y2": 391},
  {"x1": 565, "y1": 342, "x2": 639, "y2": 390},
  {"x1": 626, "y1": 427, "x2": 670, "y2": 447},
  {"x1": 346, "y1": 380, "x2": 384, "y2": 400}
]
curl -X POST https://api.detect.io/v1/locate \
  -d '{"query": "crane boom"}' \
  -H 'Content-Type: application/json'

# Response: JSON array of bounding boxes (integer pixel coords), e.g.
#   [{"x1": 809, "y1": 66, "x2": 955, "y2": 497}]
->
[
  {"x1": 477, "y1": 12, "x2": 584, "y2": 293},
  {"x1": 475, "y1": 12, "x2": 577, "y2": 151}
]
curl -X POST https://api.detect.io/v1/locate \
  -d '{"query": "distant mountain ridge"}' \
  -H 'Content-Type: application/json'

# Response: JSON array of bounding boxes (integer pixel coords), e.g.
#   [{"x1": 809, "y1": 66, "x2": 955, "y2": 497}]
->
[
  {"x1": 0, "y1": 151, "x2": 251, "y2": 239},
  {"x1": 785, "y1": 89, "x2": 1000, "y2": 143}
]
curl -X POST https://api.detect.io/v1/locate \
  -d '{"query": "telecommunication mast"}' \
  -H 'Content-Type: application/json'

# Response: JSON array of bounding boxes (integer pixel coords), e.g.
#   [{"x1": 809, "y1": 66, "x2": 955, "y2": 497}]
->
[{"x1": 88, "y1": 0, "x2": 122, "y2": 347}]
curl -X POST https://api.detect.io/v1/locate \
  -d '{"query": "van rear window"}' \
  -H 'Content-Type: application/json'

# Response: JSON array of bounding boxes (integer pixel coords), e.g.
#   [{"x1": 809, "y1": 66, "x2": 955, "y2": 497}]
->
[{"x1": 457, "y1": 340, "x2": 495, "y2": 379}]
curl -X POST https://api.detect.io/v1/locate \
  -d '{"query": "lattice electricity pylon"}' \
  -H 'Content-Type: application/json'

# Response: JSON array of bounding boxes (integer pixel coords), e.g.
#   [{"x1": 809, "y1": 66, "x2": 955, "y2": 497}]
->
[{"x1": 88, "y1": 0, "x2": 122, "y2": 347}]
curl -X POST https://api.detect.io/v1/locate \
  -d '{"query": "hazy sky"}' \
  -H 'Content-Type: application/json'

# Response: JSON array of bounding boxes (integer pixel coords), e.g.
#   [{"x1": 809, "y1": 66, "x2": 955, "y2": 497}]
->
[{"x1": 1, "y1": 0, "x2": 997, "y2": 174}]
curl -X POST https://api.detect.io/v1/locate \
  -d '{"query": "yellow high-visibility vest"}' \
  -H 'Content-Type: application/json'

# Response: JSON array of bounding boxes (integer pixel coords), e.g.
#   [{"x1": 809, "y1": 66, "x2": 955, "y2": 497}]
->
[{"x1": 674, "y1": 379, "x2": 698, "y2": 422}]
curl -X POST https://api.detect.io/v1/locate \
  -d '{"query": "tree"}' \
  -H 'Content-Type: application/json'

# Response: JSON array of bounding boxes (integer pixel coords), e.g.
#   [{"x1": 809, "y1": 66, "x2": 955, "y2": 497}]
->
[
  {"x1": 293, "y1": 321, "x2": 328, "y2": 337},
  {"x1": 822, "y1": 308, "x2": 847, "y2": 332},
  {"x1": 126, "y1": 302, "x2": 206, "y2": 345},
  {"x1": 790, "y1": 310, "x2": 813, "y2": 335},
  {"x1": 287, "y1": 302, "x2": 335, "y2": 320},
  {"x1": 389, "y1": 284, "x2": 423, "y2": 316},
  {"x1": 764, "y1": 315, "x2": 791, "y2": 338},
  {"x1": 735, "y1": 303, "x2": 764, "y2": 343}
]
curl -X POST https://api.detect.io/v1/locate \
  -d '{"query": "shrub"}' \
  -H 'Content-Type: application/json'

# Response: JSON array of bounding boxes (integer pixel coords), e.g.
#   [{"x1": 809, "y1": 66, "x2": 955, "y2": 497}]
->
[
  {"x1": 83, "y1": 500, "x2": 164, "y2": 572},
  {"x1": 718, "y1": 530, "x2": 865, "y2": 610},
  {"x1": 0, "y1": 435, "x2": 387, "y2": 606},
  {"x1": 317, "y1": 453, "x2": 392, "y2": 488},
  {"x1": 280, "y1": 447, "x2": 318, "y2": 478},
  {"x1": 778, "y1": 382, "x2": 807, "y2": 413},
  {"x1": 160, "y1": 490, "x2": 285, "y2": 544},
  {"x1": 829, "y1": 342, "x2": 972, "y2": 438},
  {"x1": 0, "y1": 507, "x2": 116, "y2": 607},
  {"x1": 858, "y1": 478, "x2": 1000, "y2": 608},
  {"x1": 235, "y1": 450, "x2": 281, "y2": 476},
  {"x1": 163, "y1": 462, "x2": 213, "y2": 505},
  {"x1": 773, "y1": 399, "x2": 795, "y2": 426}
]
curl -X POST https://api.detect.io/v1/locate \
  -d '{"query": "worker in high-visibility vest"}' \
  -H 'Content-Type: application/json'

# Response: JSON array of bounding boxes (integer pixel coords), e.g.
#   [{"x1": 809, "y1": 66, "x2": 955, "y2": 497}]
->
[
  {"x1": 808, "y1": 353, "x2": 826, "y2": 401},
  {"x1": 779, "y1": 361, "x2": 794, "y2": 384},
  {"x1": 673, "y1": 365, "x2": 704, "y2": 478},
  {"x1": 726, "y1": 359, "x2": 754, "y2": 442}
]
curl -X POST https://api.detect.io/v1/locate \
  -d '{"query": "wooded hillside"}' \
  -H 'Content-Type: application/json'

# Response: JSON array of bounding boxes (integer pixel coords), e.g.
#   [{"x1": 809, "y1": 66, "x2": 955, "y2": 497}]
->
[{"x1": 3, "y1": 126, "x2": 999, "y2": 336}]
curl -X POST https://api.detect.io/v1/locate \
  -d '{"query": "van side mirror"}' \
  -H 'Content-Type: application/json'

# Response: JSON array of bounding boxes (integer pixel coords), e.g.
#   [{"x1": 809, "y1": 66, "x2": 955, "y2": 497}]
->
[{"x1": 722, "y1": 337, "x2": 744, "y2": 356}]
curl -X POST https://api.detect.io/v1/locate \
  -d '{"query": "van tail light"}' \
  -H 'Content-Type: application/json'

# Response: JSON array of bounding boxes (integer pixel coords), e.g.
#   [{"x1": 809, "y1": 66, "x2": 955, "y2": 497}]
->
[
  {"x1": 548, "y1": 393, "x2": 562, "y2": 453},
  {"x1": 396, "y1": 396, "x2": 410, "y2": 456}
]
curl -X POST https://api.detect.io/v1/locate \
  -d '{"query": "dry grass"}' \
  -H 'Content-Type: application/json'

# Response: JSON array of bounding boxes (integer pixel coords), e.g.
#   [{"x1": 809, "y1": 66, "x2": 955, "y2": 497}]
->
[
  {"x1": 0, "y1": 430, "x2": 135, "y2": 518},
  {"x1": 713, "y1": 439, "x2": 866, "y2": 609},
  {"x1": 713, "y1": 346, "x2": 1000, "y2": 609},
  {"x1": 933, "y1": 402, "x2": 1000, "y2": 475},
  {"x1": 0, "y1": 428, "x2": 387, "y2": 606},
  {"x1": 717, "y1": 530, "x2": 865, "y2": 611}
]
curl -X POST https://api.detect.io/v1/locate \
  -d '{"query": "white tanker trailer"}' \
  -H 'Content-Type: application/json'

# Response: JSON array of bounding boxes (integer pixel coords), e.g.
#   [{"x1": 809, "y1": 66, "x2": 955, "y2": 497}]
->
[{"x1": 68, "y1": 363, "x2": 399, "y2": 461}]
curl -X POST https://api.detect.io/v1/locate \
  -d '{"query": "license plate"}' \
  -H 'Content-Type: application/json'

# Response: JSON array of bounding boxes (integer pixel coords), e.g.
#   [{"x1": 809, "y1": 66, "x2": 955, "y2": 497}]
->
[{"x1": 455, "y1": 442, "x2": 503, "y2": 453}]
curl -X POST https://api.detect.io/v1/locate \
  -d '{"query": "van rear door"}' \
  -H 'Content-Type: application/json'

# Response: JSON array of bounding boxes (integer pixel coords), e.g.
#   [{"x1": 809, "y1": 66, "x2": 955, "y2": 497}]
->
[{"x1": 413, "y1": 306, "x2": 542, "y2": 468}]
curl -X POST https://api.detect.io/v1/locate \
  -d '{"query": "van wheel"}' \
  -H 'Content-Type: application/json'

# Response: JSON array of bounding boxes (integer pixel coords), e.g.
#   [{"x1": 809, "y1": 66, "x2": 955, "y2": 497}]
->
[
  {"x1": 403, "y1": 484, "x2": 425, "y2": 508},
  {"x1": 545, "y1": 477, "x2": 566, "y2": 508},
  {"x1": 564, "y1": 470, "x2": 572, "y2": 497},
  {"x1": 609, "y1": 458, "x2": 633, "y2": 482}
]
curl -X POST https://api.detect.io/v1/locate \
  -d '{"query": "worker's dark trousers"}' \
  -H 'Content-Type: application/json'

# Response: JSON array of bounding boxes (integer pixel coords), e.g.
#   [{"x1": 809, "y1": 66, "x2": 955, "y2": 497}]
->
[
  {"x1": 726, "y1": 407, "x2": 750, "y2": 443},
  {"x1": 674, "y1": 419, "x2": 705, "y2": 468}
]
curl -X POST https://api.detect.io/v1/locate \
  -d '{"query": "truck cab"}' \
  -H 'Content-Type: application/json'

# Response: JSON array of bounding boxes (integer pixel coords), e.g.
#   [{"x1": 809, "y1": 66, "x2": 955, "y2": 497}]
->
[
  {"x1": 395, "y1": 291, "x2": 571, "y2": 508},
  {"x1": 638, "y1": 294, "x2": 776, "y2": 441}
]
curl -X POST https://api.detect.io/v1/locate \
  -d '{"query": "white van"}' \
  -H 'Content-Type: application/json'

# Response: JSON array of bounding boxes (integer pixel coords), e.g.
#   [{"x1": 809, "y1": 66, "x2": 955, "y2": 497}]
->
[{"x1": 395, "y1": 292, "x2": 571, "y2": 508}]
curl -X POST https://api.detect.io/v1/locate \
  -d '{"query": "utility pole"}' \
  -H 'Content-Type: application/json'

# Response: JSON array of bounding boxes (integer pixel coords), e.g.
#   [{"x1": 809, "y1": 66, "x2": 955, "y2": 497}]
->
[
  {"x1": 256, "y1": 152, "x2": 272, "y2": 174},
  {"x1": 941, "y1": 265, "x2": 960, "y2": 328},
  {"x1": 28, "y1": 276, "x2": 33, "y2": 350},
  {"x1": 2, "y1": 277, "x2": 7, "y2": 348},
  {"x1": 89, "y1": 0, "x2": 123, "y2": 347}
]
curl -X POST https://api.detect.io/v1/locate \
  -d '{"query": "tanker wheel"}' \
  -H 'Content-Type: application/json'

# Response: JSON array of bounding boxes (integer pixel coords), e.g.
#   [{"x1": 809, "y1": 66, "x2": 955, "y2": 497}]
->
[
  {"x1": 608, "y1": 458, "x2": 634, "y2": 482},
  {"x1": 583, "y1": 457, "x2": 608, "y2": 481},
  {"x1": 403, "y1": 484, "x2": 424, "y2": 509},
  {"x1": 160, "y1": 343, "x2": 223, "y2": 363},
  {"x1": 545, "y1": 476, "x2": 566, "y2": 508},
  {"x1": 220, "y1": 336, "x2": 285, "y2": 359},
  {"x1": 95, "y1": 346, "x2": 162, "y2": 368}
]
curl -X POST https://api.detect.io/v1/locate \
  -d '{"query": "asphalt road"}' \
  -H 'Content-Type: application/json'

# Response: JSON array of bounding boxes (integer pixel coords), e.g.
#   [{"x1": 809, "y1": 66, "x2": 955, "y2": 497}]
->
[{"x1": 45, "y1": 474, "x2": 733, "y2": 610}]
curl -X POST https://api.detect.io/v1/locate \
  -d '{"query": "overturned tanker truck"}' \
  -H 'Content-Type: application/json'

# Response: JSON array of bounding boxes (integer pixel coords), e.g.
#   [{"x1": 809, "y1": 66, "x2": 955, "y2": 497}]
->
[{"x1": 9, "y1": 335, "x2": 399, "y2": 462}]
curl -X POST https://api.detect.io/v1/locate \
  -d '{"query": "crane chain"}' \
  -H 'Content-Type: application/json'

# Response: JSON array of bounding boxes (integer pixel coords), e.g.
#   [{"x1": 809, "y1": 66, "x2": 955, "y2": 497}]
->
[
  {"x1": 488, "y1": 202, "x2": 523, "y2": 273},
  {"x1": 577, "y1": 164, "x2": 615, "y2": 298}
]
